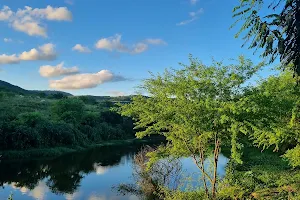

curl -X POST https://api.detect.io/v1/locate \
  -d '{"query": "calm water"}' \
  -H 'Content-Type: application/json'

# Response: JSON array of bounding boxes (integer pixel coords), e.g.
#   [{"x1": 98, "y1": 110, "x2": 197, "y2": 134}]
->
[{"x1": 0, "y1": 144, "x2": 229, "y2": 200}]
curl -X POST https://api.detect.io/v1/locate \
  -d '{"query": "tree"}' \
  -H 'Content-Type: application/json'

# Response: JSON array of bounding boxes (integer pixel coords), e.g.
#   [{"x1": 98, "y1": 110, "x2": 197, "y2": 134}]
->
[
  {"x1": 51, "y1": 98, "x2": 84, "y2": 124},
  {"x1": 118, "y1": 55, "x2": 264, "y2": 199},
  {"x1": 233, "y1": 0, "x2": 300, "y2": 79},
  {"x1": 116, "y1": 146, "x2": 182, "y2": 200},
  {"x1": 238, "y1": 71, "x2": 300, "y2": 167}
]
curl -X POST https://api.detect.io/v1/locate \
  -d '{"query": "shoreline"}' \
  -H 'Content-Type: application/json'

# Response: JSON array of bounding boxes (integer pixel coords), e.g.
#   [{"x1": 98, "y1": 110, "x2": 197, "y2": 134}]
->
[{"x1": 0, "y1": 138, "x2": 163, "y2": 161}]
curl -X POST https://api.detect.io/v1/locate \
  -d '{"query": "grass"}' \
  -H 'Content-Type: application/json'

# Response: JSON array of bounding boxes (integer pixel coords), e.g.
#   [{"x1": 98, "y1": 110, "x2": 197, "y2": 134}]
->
[{"x1": 0, "y1": 137, "x2": 163, "y2": 161}]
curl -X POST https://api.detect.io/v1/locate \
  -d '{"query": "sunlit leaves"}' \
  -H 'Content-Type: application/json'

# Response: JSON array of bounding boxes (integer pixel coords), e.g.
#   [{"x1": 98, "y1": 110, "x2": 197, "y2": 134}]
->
[{"x1": 119, "y1": 56, "x2": 263, "y2": 166}]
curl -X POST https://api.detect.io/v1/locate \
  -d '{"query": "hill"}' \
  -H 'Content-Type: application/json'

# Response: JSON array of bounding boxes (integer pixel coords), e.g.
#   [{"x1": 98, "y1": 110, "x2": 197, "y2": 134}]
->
[{"x1": 0, "y1": 80, "x2": 73, "y2": 97}]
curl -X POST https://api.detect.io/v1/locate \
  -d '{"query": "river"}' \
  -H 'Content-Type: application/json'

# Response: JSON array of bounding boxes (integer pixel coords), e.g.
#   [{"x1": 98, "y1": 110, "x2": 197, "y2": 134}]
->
[{"x1": 0, "y1": 144, "x2": 229, "y2": 200}]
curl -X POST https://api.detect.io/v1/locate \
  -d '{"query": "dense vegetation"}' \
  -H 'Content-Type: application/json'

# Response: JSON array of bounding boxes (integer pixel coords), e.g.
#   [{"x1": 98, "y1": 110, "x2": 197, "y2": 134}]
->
[
  {"x1": 118, "y1": 56, "x2": 300, "y2": 199},
  {"x1": 0, "y1": 80, "x2": 72, "y2": 97},
  {"x1": 0, "y1": 88, "x2": 135, "y2": 151}
]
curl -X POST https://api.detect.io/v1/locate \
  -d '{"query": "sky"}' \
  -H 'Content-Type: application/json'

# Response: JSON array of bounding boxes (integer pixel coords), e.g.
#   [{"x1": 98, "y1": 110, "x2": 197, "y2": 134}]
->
[{"x1": 0, "y1": 0, "x2": 277, "y2": 96}]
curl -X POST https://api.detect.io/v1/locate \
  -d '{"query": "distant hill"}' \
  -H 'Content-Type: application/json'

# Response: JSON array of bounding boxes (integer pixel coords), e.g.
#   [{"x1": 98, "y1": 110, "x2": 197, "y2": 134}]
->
[
  {"x1": 0, "y1": 80, "x2": 140, "y2": 101},
  {"x1": 0, "y1": 80, "x2": 73, "y2": 97},
  {"x1": 84, "y1": 95, "x2": 133, "y2": 102}
]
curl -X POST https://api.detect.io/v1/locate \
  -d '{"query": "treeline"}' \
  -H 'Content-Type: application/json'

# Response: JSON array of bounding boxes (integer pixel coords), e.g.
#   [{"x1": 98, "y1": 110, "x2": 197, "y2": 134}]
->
[{"x1": 0, "y1": 92, "x2": 134, "y2": 151}]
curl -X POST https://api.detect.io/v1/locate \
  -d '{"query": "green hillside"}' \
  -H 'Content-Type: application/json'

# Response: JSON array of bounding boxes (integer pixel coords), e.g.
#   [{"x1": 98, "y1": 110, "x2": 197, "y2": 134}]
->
[{"x1": 0, "y1": 80, "x2": 72, "y2": 97}]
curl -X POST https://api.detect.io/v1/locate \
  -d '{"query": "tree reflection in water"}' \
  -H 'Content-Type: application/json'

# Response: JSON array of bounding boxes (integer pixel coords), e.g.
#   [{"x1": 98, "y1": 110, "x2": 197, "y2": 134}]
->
[
  {"x1": 116, "y1": 146, "x2": 183, "y2": 200},
  {"x1": 0, "y1": 144, "x2": 149, "y2": 195}
]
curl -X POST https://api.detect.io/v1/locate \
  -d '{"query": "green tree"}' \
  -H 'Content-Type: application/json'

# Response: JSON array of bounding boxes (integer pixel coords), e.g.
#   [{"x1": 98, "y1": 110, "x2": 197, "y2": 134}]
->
[
  {"x1": 233, "y1": 0, "x2": 300, "y2": 78},
  {"x1": 239, "y1": 71, "x2": 300, "y2": 167},
  {"x1": 51, "y1": 98, "x2": 84, "y2": 124},
  {"x1": 118, "y1": 55, "x2": 264, "y2": 199}
]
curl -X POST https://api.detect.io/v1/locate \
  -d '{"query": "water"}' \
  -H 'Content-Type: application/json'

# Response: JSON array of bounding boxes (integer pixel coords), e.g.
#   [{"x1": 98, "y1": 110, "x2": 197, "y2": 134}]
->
[{"x1": 0, "y1": 144, "x2": 229, "y2": 200}]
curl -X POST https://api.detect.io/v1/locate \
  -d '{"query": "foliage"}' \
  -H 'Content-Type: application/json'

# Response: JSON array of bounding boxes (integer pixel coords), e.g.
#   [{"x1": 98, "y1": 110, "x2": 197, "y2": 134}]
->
[
  {"x1": 218, "y1": 148, "x2": 300, "y2": 199},
  {"x1": 51, "y1": 98, "x2": 85, "y2": 124},
  {"x1": 119, "y1": 55, "x2": 264, "y2": 198},
  {"x1": 237, "y1": 71, "x2": 300, "y2": 167},
  {"x1": 7, "y1": 193, "x2": 13, "y2": 200},
  {"x1": 116, "y1": 146, "x2": 182, "y2": 200},
  {"x1": 0, "y1": 93, "x2": 135, "y2": 151},
  {"x1": 232, "y1": 0, "x2": 300, "y2": 78}
]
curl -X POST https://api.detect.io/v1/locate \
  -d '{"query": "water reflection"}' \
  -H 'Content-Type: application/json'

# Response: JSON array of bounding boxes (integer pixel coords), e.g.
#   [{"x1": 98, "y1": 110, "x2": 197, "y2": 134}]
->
[
  {"x1": 0, "y1": 144, "x2": 228, "y2": 200},
  {"x1": 0, "y1": 145, "x2": 143, "y2": 200}
]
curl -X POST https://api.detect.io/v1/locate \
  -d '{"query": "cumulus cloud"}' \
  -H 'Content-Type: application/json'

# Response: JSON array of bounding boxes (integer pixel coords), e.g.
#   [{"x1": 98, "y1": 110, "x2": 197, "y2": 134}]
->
[
  {"x1": 95, "y1": 34, "x2": 166, "y2": 54},
  {"x1": 0, "y1": 43, "x2": 57, "y2": 65},
  {"x1": 0, "y1": 54, "x2": 19, "y2": 64},
  {"x1": 32, "y1": 6, "x2": 72, "y2": 21},
  {"x1": 12, "y1": 20, "x2": 47, "y2": 37},
  {"x1": 93, "y1": 163, "x2": 109, "y2": 175},
  {"x1": 72, "y1": 44, "x2": 91, "y2": 53},
  {"x1": 95, "y1": 34, "x2": 128, "y2": 52},
  {"x1": 177, "y1": 8, "x2": 204, "y2": 26},
  {"x1": 49, "y1": 70, "x2": 127, "y2": 89},
  {"x1": 0, "y1": 6, "x2": 13, "y2": 20},
  {"x1": 39, "y1": 62, "x2": 79, "y2": 77},
  {"x1": 0, "y1": 5, "x2": 72, "y2": 37},
  {"x1": 19, "y1": 43, "x2": 57, "y2": 61}
]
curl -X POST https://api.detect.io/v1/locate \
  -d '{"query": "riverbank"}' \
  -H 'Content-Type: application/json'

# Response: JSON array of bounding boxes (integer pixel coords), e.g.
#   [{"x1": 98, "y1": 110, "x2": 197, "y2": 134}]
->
[{"x1": 0, "y1": 137, "x2": 163, "y2": 160}]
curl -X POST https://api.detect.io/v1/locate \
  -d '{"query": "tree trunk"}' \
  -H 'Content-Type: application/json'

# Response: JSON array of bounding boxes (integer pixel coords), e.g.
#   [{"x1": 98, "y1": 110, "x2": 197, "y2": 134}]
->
[
  {"x1": 212, "y1": 138, "x2": 220, "y2": 199},
  {"x1": 199, "y1": 147, "x2": 209, "y2": 198}
]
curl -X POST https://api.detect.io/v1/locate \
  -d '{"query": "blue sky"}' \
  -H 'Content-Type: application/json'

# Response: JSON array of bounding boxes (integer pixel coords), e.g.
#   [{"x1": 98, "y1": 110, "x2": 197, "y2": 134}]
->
[{"x1": 0, "y1": 0, "x2": 276, "y2": 96}]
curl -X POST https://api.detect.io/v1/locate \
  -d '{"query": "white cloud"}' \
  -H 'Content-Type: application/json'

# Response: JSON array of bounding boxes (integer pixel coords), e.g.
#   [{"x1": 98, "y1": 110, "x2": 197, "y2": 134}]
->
[
  {"x1": 190, "y1": 0, "x2": 198, "y2": 5},
  {"x1": 132, "y1": 42, "x2": 148, "y2": 54},
  {"x1": 19, "y1": 43, "x2": 57, "y2": 61},
  {"x1": 72, "y1": 44, "x2": 91, "y2": 53},
  {"x1": 177, "y1": 8, "x2": 204, "y2": 26},
  {"x1": 0, "y1": 5, "x2": 72, "y2": 37},
  {"x1": 9, "y1": 181, "x2": 48, "y2": 200},
  {"x1": 0, "y1": 54, "x2": 19, "y2": 64},
  {"x1": 49, "y1": 70, "x2": 127, "y2": 89},
  {"x1": 15, "y1": 6, "x2": 72, "y2": 21},
  {"x1": 0, "y1": 43, "x2": 57, "y2": 66},
  {"x1": 88, "y1": 195, "x2": 106, "y2": 200},
  {"x1": 189, "y1": 8, "x2": 204, "y2": 17},
  {"x1": 12, "y1": 20, "x2": 47, "y2": 37},
  {"x1": 176, "y1": 18, "x2": 197, "y2": 26},
  {"x1": 65, "y1": 192, "x2": 80, "y2": 200},
  {"x1": 0, "y1": 6, "x2": 13, "y2": 20},
  {"x1": 39, "y1": 62, "x2": 79, "y2": 77},
  {"x1": 93, "y1": 163, "x2": 109, "y2": 175},
  {"x1": 95, "y1": 34, "x2": 166, "y2": 54},
  {"x1": 4, "y1": 38, "x2": 12, "y2": 42},
  {"x1": 144, "y1": 38, "x2": 167, "y2": 45},
  {"x1": 28, "y1": 181, "x2": 48, "y2": 200},
  {"x1": 109, "y1": 91, "x2": 125, "y2": 96},
  {"x1": 37, "y1": 6, "x2": 72, "y2": 21},
  {"x1": 95, "y1": 34, "x2": 128, "y2": 52}
]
